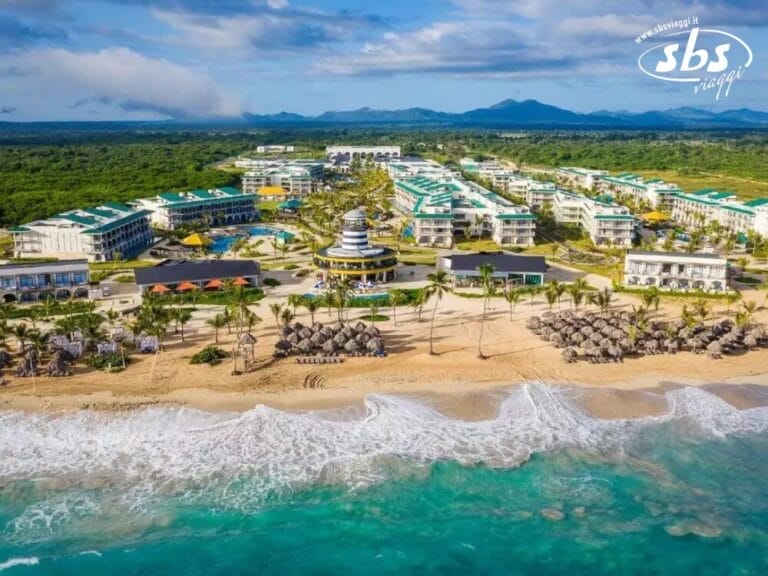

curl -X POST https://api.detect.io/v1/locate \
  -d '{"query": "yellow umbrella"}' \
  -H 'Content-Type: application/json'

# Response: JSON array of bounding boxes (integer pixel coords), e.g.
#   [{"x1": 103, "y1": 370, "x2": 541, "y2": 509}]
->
[
  {"x1": 181, "y1": 232, "x2": 213, "y2": 247},
  {"x1": 641, "y1": 211, "x2": 668, "y2": 223}
]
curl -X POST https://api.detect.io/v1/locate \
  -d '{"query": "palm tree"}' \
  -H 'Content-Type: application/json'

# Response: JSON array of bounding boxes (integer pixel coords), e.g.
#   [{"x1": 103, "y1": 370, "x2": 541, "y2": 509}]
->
[
  {"x1": 206, "y1": 313, "x2": 228, "y2": 344},
  {"x1": 544, "y1": 287, "x2": 558, "y2": 312},
  {"x1": 226, "y1": 286, "x2": 257, "y2": 337},
  {"x1": 28, "y1": 330, "x2": 50, "y2": 357},
  {"x1": 333, "y1": 281, "x2": 352, "y2": 324},
  {"x1": 741, "y1": 300, "x2": 758, "y2": 324},
  {"x1": 476, "y1": 263, "x2": 496, "y2": 359},
  {"x1": 388, "y1": 288, "x2": 408, "y2": 327},
  {"x1": 280, "y1": 308, "x2": 294, "y2": 327},
  {"x1": 640, "y1": 286, "x2": 661, "y2": 312},
  {"x1": 301, "y1": 297, "x2": 321, "y2": 325},
  {"x1": 567, "y1": 278, "x2": 590, "y2": 309},
  {"x1": 425, "y1": 271, "x2": 451, "y2": 355},
  {"x1": 287, "y1": 294, "x2": 303, "y2": 316},
  {"x1": 269, "y1": 302, "x2": 284, "y2": 330},
  {"x1": 269, "y1": 238, "x2": 280, "y2": 262},
  {"x1": 13, "y1": 323, "x2": 30, "y2": 350},
  {"x1": 231, "y1": 237, "x2": 248, "y2": 259},
  {"x1": 589, "y1": 288, "x2": 613, "y2": 312},
  {"x1": 692, "y1": 299, "x2": 711, "y2": 325},
  {"x1": 504, "y1": 289, "x2": 522, "y2": 320},
  {"x1": 175, "y1": 309, "x2": 192, "y2": 342},
  {"x1": 528, "y1": 285, "x2": 542, "y2": 307}
]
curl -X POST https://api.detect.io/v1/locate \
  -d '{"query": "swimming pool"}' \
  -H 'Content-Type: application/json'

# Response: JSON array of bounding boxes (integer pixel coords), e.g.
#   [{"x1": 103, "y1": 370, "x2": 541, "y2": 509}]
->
[
  {"x1": 250, "y1": 226, "x2": 280, "y2": 236},
  {"x1": 209, "y1": 234, "x2": 243, "y2": 254}
]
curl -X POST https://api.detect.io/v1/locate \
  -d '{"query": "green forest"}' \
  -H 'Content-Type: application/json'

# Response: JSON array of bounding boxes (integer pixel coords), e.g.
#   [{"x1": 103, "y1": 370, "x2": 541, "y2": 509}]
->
[{"x1": 1, "y1": 128, "x2": 767, "y2": 227}]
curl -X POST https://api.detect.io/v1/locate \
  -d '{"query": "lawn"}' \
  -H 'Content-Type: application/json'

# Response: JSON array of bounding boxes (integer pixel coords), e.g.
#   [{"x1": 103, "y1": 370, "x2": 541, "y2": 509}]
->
[
  {"x1": 374, "y1": 235, "x2": 437, "y2": 265},
  {"x1": 454, "y1": 238, "x2": 502, "y2": 252},
  {"x1": 635, "y1": 170, "x2": 768, "y2": 200},
  {"x1": 523, "y1": 242, "x2": 560, "y2": 257}
]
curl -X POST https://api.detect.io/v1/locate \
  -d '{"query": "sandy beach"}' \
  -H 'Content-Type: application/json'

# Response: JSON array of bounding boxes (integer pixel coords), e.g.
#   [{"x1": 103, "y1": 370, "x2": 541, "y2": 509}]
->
[{"x1": 3, "y1": 285, "x2": 768, "y2": 420}]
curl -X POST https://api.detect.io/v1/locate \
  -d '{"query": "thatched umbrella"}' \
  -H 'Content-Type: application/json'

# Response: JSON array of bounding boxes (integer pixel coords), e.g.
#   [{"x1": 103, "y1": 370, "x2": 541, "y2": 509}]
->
[
  {"x1": 687, "y1": 338, "x2": 703, "y2": 354},
  {"x1": 274, "y1": 339, "x2": 292, "y2": 354},
  {"x1": 333, "y1": 333, "x2": 348, "y2": 346},
  {"x1": 344, "y1": 340, "x2": 360, "y2": 354},
  {"x1": 322, "y1": 339, "x2": 336, "y2": 355},
  {"x1": 281, "y1": 326, "x2": 294, "y2": 338},
  {"x1": 707, "y1": 340, "x2": 722, "y2": 359},
  {"x1": 744, "y1": 334, "x2": 758, "y2": 349},
  {"x1": 298, "y1": 327, "x2": 312, "y2": 340},
  {"x1": 296, "y1": 339, "x2": 313, "y2": 354},
  {"x1": 562, "y1": 347, "x2": 578, "y2": 363}
]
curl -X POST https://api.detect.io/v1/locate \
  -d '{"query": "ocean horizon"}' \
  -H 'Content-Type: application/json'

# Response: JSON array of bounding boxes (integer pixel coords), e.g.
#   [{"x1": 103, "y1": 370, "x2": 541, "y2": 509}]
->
[{"x1": 1, "y1": 383, "x2": 768, "y2": 574}]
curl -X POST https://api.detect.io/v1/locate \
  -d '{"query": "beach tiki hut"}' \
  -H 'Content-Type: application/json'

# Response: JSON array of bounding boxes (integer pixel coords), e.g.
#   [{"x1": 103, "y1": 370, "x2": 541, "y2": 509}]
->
[
  {"x1": 232, "y1": 276, "x2": 250, "y2": 287},
  {"x1": 176, "y1": 281, "x2": 198, "y2": 292},
  {"x1": 181, "y1": 232, "x2": 213, "y2": 248},
  {"x1": 204, "y1": 278, "x2": 223, "y2": 290},
  {"x1": 150, "y1": 283, "x2": 170, "y2": 295}
]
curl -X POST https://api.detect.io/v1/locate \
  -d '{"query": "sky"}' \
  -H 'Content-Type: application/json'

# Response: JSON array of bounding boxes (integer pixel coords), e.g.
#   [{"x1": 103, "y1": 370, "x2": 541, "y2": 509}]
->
[{"x1": 0, "y1": 0, "x2": 766, "y2": 121}]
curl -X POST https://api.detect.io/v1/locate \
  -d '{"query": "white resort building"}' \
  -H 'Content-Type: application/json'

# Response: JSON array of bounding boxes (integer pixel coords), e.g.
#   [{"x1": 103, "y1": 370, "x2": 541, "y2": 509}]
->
[
  {"x1": 387, "y1": 158, "x2": 458, "y2": 180},
  {"x1": 598, "y1": 173, "x2": 681, "y2": 210},
  {"x1": 460, "y1": 158, "x2": 556, "y2": 207},
  {"x1": 394, "y1": 177, "x2": 536, "y2": 248},
  {"x1": 135, "y1": 187, "x2": 258, "y2": 230},
  {"x1": 553, "y1": 191, "x2": 634, "y2": 247},
  {"x1": 671, "y1": 189, "x2": 768, "y2": 236},
  {"x1": 241, "y1": 159, "x2": 324, "y2": 197},
  {"x1": 623, "y1": 251, "x2": 729, "y2": 292},
  {"x1": 11, "y1": 203, "x2": 153, "y2": 262},
  {"x1": 326, "y1": 146, "x2": 401, "y2": 160},
  {"x1": 556, "y1": 167, "x2": 608, "y2": 189}
]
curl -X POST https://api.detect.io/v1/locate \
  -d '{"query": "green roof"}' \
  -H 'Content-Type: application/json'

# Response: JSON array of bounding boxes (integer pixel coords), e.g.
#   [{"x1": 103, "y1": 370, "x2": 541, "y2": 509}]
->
[
  {"x1": 84, "y1": 210, "x2": 152, "y2": 234},
  {"x1": 60, "y1": 213, "x2": 98, "y2": 226},
  {"x1": 190, "y1": 189, "x2": 214, "y2": 199},
  {"x1": 495, "y1": 213, "x2": 536, "y2": 220},
  {"x1": 708, "y1": 192, "x2": 735, "y2": 200},
  {"x1": 9, "y1": 226, "x2": 30, "y2": 232},
  {"x1": 414, "y1": 213, "x2": 453, "y2": 220},
  {"x1": 722, "y1": 205, "x2": 754, "y2": 216},
  {"x1": 103, "y1": 202, "x2": 133, "y2": 213},
  {"x1": 217, "y1": 187, "x2": 243, "y2": 196},
  {"x1": 83, "y1": 207, "x2": 117, "y2": 219},
  {"x1": 160, "y1": 192, "x2": 185, "y2": 203},
  {"x1": 744, "y1": 198, "x2": 768, "y2": 207}
]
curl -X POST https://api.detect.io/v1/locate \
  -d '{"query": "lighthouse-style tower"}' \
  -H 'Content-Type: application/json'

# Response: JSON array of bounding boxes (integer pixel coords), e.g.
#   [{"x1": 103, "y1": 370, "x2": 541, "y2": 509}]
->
[
  {"x1": 313, "y1": 207, "x2": 398, "y2": 283},
  {"x1": 340, "y1": 208, "x2": 371, "y2": 253}
]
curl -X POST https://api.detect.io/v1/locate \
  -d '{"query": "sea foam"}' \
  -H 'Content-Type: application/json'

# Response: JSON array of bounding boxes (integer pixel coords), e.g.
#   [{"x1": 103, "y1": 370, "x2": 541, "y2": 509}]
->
[{"x1": 1, "y1": 384, "x2": 767, "y2": 543}]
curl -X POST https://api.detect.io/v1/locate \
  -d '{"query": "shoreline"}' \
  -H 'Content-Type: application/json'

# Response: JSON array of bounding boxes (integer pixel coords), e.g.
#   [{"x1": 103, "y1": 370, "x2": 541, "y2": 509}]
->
[{"x1": 4, "y1": 289, "x2": 768, "y2": 420}]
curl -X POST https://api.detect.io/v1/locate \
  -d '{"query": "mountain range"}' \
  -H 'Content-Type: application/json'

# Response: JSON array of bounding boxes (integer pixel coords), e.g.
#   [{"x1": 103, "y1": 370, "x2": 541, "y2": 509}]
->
[{"x1": 243, "y1": 99, "x2": 768, "y2": 129}]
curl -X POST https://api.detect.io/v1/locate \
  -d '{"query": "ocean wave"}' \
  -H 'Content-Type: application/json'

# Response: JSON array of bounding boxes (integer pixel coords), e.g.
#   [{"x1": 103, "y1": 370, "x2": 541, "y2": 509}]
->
[
  {"x1": 0, "y1": 557, "x2": 39, "y2": 572},
  {"x1": 1, "y1": 384, "x2": 767, "y2": 542}
]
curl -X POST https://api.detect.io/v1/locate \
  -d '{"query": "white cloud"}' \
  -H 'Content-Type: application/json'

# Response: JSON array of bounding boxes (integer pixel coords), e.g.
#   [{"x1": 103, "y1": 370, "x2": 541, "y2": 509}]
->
[{"x1": 0, "y1": 47, "x2": 241, "y2": 118}]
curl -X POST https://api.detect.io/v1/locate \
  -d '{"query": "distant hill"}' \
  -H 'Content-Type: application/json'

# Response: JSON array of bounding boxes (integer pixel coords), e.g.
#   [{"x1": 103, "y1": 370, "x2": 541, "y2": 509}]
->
[{"x1": 241, "y1": 99, "x2": 768, "y2": 129}]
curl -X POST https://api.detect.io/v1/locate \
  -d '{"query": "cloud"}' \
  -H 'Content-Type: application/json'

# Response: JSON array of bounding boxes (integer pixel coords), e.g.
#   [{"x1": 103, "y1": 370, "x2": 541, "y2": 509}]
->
[
  {"x1": 0, "y1": 14, "x2": 67, "y2": 48},
  {"x1": 151, "y1": 2, "x2": 385, "y2": 55},
  {"x1": 0, "y1": 47, "x2": 242, "y2": 118},
  {"x1": 325, "y1": 0, "x2": 768, "y2": 77},
  {"x1": 0, "y1": 106, "x2": 16, "y2": 114}
]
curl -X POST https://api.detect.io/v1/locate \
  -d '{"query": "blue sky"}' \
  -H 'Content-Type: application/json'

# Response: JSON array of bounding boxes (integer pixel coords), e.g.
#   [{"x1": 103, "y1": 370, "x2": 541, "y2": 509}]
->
[{"x1": 0, "y1": 0, "x2": 766, "y2": 120}]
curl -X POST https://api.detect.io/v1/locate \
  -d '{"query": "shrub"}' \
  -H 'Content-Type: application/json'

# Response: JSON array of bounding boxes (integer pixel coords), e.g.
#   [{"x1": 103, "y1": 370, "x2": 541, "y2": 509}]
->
[
  {"x1": 262, "y1": 277, "x2": 281, "y2": 287},
  {"x1": 90, "y1": 352, "x2": 128, "y2": 372},
  {"x1": 190, "y1": 346, "x2": 229, "y2": 366},
  {"x1": 284, "y1": 263, "x2": 299, "y2": 271},
  {"x1": 114, "y1": 274, "x2": 136, "y2": 283}
]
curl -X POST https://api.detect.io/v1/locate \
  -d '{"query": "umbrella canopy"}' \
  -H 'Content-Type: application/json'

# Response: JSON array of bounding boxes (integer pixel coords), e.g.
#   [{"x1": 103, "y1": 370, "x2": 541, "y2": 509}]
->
[
  {"x1": 204, "y1": 278, "x2": 223, "y2": 289},
  {"x1": 641, "y1": 211, "x2": 668, "y2": 223},
  {"x1": 232, "y1": 277, "x2": 250, "y2": 287},
  {"x1": 150, "y1": 284, "x2": 170, "y2": 294},
  {"x1": 176, "y1": 281, "x2": 198, "y2": 292},
  {"x1": 181, "y1": 232, "x2": 213, "y2": 247}
]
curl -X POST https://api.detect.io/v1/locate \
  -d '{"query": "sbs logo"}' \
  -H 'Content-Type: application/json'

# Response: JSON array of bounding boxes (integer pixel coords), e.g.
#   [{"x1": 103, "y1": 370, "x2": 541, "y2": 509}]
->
[{"x1": 637, "y1": 27, "x2": 752, "y2": 99}]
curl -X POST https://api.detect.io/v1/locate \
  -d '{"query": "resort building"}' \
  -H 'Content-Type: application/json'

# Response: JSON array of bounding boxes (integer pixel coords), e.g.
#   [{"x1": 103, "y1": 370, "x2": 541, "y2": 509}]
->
[
  {"x1": 11, "y1": 203, "x2": 153, "y2": 262},
  {"x1": 394, "y1": 177, "x2": 536, "y2": 248},
  {"x1": 0, "y1": 259, "x2": 90, "y2": 303},
  {"x1": 326, "y1": 146, "x2": 401, "y2": 160},
  {"x1": 313, "y1": 208, "x2": 398, "y2": 283},
  {"x1": 134, "y1": 259, "x2": 261, "y2": 294},
  {"x1": 135, "y1": 187, "x2": 258, "y2": 230},
  {"x1": 623, "y1": 251, "x2": 729, "y2": 292},
  {"x1": 598, "y1": 173, "x2": 681, "y2": 210},
  {"x1": 256, "y1": 145, "x2": 295, "y2": 154},
  {"x1": 671, "y1": 189, "x2": 768, "y2": 236},
  {"x1": 553, "y1": 191, "x2": 634, "y2": 247},
  {"x1": 387, "y1": 158, "x2": 459, "y2": 180},
  {"x1": 241, "y1": 159, "x2": 324, "y2": 197},
  {"x1": 556, "y1": 167, "x2": 608, "y2": 189},
  {"x1": 442, "y1": 252, "x2": 546, "y2": 287}
]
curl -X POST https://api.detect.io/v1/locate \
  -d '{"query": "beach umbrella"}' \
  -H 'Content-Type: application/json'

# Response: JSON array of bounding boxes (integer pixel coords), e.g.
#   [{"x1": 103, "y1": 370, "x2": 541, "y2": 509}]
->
[
  {"x1": 204, "y1": 278, "x2": 223, "y2": 290},
  {"x1": 176, "y1": 281, "x2": 198, "y2": 292},
  {"x1": 150, "y1": 284, "x2": 170, "y2": 294},
  {"x1": 181, "y1": 233, "x2": 212, "y2": 248},
  {"x1": 232, "y1": 277, "x2": 250, "y2": 287}
]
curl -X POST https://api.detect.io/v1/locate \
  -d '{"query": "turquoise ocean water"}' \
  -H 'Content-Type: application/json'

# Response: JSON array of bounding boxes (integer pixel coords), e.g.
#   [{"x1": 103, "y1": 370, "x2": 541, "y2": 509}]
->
[{"x1": 1, "y1": 384, "x2": 768, "y2": 575}]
